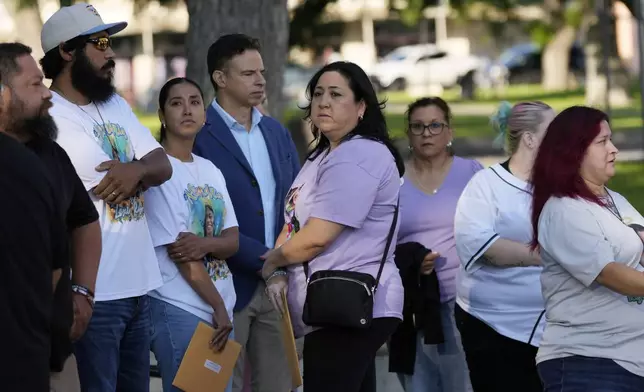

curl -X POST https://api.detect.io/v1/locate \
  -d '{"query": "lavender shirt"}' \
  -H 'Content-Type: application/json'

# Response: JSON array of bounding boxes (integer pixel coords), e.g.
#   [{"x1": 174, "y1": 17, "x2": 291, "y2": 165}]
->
[
  {"x1": 284, "y1": 137, "x2": 404, "y2": 337},
  {"x1": 397, "y1": 157, "x2": 483, "y2": 303}
]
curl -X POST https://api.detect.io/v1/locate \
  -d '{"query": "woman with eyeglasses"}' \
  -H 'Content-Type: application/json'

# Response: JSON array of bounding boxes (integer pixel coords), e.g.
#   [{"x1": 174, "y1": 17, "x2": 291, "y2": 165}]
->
[{"x1": 389, "y1": 97, "x2": 480, "y2": 392}]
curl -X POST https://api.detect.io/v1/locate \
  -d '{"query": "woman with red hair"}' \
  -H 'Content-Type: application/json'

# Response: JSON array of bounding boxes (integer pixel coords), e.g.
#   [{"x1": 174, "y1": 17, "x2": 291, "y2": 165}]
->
[{"x1": 531, "y1": 106, "x2": 644, "y2": 390}]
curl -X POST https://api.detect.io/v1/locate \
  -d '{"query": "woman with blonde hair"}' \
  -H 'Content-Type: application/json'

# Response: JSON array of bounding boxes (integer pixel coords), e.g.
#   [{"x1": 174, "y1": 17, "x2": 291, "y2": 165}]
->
[{"x1": 453, "y1": 101, "x2": 555, "y2": 391}]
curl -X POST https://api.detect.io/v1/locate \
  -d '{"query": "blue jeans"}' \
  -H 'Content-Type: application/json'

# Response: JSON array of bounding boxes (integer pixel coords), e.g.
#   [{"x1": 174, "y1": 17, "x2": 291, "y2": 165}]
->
[
  {"x1": 74, "y1": 296, "x2": 151, "y2": 392},
  {"x1": 398, "y1": 300, "x2": 472, "y2": 392},
  {"x1": 538, "y1": 355, "x2": 644, "y2": 392},
  {"x1": 149, "y1": 297, "x2": 234, "y2": 392}
]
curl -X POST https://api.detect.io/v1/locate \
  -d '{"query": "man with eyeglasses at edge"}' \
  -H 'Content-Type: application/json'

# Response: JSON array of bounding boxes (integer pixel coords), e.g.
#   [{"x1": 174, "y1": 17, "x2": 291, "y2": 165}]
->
[{"x1": 39, "y1": 3, "x2": 172, "y2": 391}]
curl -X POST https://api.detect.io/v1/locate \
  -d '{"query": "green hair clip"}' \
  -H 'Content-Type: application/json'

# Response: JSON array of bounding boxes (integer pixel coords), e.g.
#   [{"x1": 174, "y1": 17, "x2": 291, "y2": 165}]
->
[{"x1": 490, "y1": 101, "x2": 513, "y2": 148}]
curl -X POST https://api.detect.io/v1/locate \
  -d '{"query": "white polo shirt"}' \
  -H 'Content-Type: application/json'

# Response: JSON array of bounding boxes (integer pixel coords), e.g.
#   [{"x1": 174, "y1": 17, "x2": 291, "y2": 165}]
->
[{"x1": 454, "y1": 163, "x2": 545, "y2": 346}]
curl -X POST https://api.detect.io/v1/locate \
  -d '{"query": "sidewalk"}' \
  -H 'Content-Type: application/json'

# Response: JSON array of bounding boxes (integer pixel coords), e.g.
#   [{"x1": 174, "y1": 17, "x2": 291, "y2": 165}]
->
[{"x1": 149, "y1": 351, "x2": 405, "y2": 392}]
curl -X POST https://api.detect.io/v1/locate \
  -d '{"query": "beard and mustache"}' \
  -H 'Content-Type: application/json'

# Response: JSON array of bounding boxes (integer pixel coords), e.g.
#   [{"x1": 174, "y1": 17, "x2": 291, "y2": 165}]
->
[
  {"x1": 7, "y1": 96, "x2": 58, "y2": 142},
  {"x1": 5, "y1": 49, "x2": 116, "y2": 142},
  {"x1": 71, "y1": 49, "x2": 116, "y2": 104}
]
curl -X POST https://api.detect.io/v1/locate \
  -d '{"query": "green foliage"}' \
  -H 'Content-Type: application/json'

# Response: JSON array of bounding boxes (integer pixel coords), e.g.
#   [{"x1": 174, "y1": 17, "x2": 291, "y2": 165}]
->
[
  {"x1": 527, "y1": 21, "x2": 555, "y2": 48},
  {"x1": 397, "y1": 0, "x2": 431, "y2": 26},
  {"x1": 289, "y1": 0, "x2": 338, "y2": 47},
  {"x1": 563, "y1": 0, "x2": 584, "y2": 28}
]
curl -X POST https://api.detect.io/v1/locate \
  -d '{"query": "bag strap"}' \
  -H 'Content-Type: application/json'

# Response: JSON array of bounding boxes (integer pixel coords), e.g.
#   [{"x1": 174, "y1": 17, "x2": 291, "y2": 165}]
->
[
  {"x1": 374, "y1": 198, "x2": 399, "y2": 293},
  {"x1": 303, "y1": 198, "x2": 400, "y2": 291}
]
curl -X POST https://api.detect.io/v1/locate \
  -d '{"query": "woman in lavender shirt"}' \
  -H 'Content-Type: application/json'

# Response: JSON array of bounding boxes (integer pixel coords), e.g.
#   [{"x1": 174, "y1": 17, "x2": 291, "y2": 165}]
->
[
  {"x1": 393, "y1": 97, "x2": 480, "y2": 392},
  {"x1": 261, "y1": 61, "x2": 405, "y2": 392}
]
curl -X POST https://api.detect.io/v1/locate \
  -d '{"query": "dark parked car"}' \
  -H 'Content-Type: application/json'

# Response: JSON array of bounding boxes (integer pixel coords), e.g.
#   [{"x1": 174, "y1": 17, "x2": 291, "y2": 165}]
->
[{"x1": 487, "y1": 43, "x2": 585, "y2": 85}]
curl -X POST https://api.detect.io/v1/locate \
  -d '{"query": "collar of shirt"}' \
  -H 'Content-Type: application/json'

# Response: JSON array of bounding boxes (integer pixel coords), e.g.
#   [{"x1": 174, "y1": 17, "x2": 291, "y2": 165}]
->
[{"x1": 211, "y1": 98, "x2": 263, "y2": 132}]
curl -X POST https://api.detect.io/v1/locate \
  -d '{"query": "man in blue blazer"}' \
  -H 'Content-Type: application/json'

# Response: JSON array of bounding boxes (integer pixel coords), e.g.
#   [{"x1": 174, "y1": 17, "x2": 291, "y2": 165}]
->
[{"x1": 193, "y1": 34, "x2": 300, "y2": 392}]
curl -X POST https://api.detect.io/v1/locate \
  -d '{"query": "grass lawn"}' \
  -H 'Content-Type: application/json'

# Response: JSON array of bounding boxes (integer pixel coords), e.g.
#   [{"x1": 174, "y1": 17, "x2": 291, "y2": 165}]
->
[
  {"x1": 378, "y1": 85, "x2": 644, "y2": 139},
  {"x1": 138, "y1": 84, "x2": 644, "y2": 141},
  {"x1": 610, "y1": 161, "x2": 644, "y2": 214},
  {"x1": 137, "y1": 105, "x2": 643, "y2": 213}
]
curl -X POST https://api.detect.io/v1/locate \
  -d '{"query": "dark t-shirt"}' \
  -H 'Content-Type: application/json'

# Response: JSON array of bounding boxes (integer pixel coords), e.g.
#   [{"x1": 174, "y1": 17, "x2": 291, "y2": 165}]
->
[
  {"x1": 26, "y1": 138, "x2": 99, "y2": 372},
  {"x1": 0, "y1": 133, "x2": 66, "y2": 391}
]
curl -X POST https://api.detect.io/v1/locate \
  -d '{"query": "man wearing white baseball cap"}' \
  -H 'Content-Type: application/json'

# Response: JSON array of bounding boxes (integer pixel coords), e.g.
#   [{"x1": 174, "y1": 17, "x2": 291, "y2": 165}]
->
[{"x1": 40, "y1": 3, "x2": 172, "y2": 391}]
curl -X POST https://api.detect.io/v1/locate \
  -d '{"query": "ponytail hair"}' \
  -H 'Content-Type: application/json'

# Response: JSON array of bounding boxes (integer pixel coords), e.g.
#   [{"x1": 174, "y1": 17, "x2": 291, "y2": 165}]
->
[{"x1": 490, "y1": 100, "x2": 552, "y2": 155}]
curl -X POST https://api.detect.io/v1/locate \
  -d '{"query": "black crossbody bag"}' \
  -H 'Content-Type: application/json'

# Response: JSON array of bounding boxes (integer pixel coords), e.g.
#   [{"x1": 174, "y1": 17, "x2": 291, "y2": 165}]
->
[{"x1": 301, "y1": 200, "x2": 399, "y2": 329}]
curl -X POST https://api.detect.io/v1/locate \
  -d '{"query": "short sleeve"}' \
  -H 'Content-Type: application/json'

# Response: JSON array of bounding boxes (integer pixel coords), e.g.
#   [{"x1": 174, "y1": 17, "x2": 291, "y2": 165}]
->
[
  {"x1": 454, "y1": 171, "x2": 500, "y2": 273},
  {"x1": 309, "y1": 161, "x2": 380, "y2": 229},
  {"x1": 54, "y1": 116, "x2": 107, "y2": 191},
  {"x1": 56, "y1": 145, "x2": 99, "y2": 230},
  {"x1": 117, "y1": 97, "x2": 162, "y2": 160},
  {"x1": 45, "y1": 178, "x2": 68, "y2": 270},
  {"x1": 539, "y1": 199, "x2": 614, "y2": 287},
  {"x1": 144, "y1": 170, "x2": 189, "y2": 247},
  {"x1": 470, "y1": 159, "x2": 484, "y2": 174}
]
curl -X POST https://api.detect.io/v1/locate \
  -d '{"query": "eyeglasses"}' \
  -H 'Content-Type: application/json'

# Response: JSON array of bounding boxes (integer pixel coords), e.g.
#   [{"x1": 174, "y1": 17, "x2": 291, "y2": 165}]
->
[
  {"x1": 409, "y1": 121, "x2": 448, "y2": 136},
  {"x1": 87, "y1": 37, "x2": 112, "y2": 51}
]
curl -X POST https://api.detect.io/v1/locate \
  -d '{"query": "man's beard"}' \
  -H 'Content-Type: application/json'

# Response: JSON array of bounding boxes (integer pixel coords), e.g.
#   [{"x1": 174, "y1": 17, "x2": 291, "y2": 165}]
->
[
  {"x1": 8, "y1": 98, "x2": 58, "y2": 142},
  {"x1": 71, "y1": 50, "x2": 116, "y2": 104}
]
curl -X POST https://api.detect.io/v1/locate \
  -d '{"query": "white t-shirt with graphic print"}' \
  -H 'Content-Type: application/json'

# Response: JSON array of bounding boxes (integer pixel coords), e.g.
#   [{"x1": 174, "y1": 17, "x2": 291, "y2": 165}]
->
[
  {"x1": 145, "y1": 155, "x2": 238, "y2": 322},
  {"x1": 51, "y1": 92, "x2": 163, "y2": 301}
]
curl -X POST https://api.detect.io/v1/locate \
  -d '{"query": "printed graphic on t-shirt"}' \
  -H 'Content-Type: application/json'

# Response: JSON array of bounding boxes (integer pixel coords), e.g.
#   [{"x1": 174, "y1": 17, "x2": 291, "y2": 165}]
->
[
  {"x1": 285, "y1": 184, "x2": 303, "y2": 240},
  {"x1": 93, "y1": 121, "x2": 145, "y2": 223},
  {"x1": 183, "y1": 183, "x2": 231, "y2": 282},
  {"x1": 628, "y1": 296, "x2": 644, "y2": 305}
]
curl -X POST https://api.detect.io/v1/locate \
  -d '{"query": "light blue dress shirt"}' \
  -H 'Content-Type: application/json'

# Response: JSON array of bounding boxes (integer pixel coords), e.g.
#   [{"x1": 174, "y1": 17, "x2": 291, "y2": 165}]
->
[{"x1": 211, "y1": 99, "x2": 276, "y2": 248}]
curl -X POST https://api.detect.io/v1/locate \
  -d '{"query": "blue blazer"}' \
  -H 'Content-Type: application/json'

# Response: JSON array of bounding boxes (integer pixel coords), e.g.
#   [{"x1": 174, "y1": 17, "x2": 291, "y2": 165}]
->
[{"x1": 193, "y1": 105, "x2": 300, "y2": 311}]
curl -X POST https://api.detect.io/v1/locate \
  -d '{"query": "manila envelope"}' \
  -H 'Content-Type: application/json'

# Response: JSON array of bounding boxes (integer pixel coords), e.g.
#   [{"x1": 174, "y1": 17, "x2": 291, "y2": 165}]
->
[
  {"x1": 280, "y1": 291, "x2": 303, "y2": 389},
  {"x1": 173, "y1": 322, "x2": 241, "y2": 392}
]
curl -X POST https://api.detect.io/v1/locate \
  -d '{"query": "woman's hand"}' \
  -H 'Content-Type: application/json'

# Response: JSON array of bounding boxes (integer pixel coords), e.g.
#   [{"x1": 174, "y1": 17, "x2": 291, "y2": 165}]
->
[
  {"x1": 260, "y1": 248, "x2": 287, "y2": 280},
  {"x1": 168, "y1": 232, "x2": 208, "y2": 263},
  {"x1": 210, "y1": 305, "x2": 233, "y2": 352},
  {"x1": 420, "y1": 251, "x2": 440, "y2": 275},
  {"x1": 265, "y1": 275, "x2": 289, "y2": 316}
]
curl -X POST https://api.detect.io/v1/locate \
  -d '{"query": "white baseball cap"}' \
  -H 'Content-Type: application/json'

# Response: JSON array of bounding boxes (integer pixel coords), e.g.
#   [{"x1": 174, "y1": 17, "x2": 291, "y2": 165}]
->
[{"x1": 41, "y1": 3, "x2": 127, "y2": 53}]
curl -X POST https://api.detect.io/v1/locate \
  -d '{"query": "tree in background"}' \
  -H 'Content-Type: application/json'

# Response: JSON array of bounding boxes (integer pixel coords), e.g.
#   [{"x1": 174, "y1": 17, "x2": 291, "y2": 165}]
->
[
  {"x1": 8, "y1": 0, "x2": 73, "y2": 61},
  {"x1": 181, "y1": 0, "x2": 289, "y2": 118},
  {"x1": 440, "y1": 0, "x2": 637, "y2": 102},
  {"x1": 13, "y1": 0, "x2": 290, "y2": 119}
]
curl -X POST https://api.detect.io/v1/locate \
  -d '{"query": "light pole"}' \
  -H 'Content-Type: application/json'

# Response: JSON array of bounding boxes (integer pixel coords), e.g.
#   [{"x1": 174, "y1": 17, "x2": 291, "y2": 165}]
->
[{"x1": 599, "y1": 0, "x2": 612, "y2": 118}]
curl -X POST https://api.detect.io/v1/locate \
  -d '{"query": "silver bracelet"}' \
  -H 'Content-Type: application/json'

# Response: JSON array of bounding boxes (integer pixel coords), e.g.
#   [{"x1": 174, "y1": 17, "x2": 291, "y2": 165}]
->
[{"x1": 266, "y1": 270, "x2": 287, "y2": 282}]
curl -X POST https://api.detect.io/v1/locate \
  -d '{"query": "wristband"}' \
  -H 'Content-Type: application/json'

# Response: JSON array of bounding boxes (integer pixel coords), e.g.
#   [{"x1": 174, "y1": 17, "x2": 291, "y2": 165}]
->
[
  {"x1": 266, "y1": 269, "x2": 287, "y2": 282},
  {"x1": 71, "y1": 284, "x2": 95, "y2": 308}
]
